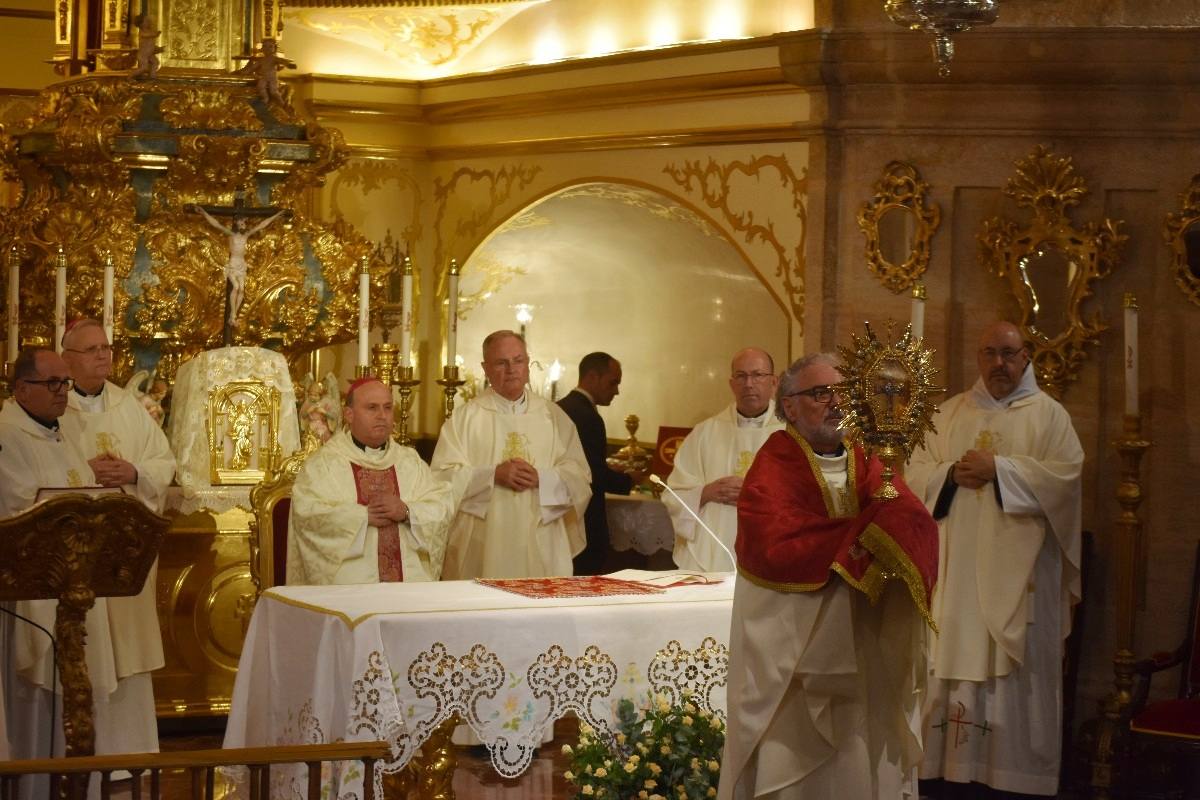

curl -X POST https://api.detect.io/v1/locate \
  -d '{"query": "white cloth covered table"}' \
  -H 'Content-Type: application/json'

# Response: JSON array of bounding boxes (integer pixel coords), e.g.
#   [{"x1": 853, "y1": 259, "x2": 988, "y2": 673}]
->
[
  {"x1": 605, "y1": 493, "x2": 674, "y2": 555},
  {"x1": 224, "y1": 572, "x2": 733, "y2": 798},
  {"x1": 167, "y1": 346, "x2": 301, "y2": 512}
]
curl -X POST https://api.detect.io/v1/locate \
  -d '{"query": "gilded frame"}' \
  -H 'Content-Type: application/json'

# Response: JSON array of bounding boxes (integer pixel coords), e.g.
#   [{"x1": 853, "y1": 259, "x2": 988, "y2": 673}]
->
[
  {"x1": 247, "y1": 433, "x2": 321, "y2": 598},
  {"x1": 1164, "y1": 173, "x2": 1200, "y2": 307},
  {"x1": 978, "y1": 146, "x2": 1126, "y2": 399},
  {"x1": 206, "y1": 380, "x2": 281, "y2": 485},
  {"x1": 857, "y1": 162, "x2": 941, "y2": 294}
]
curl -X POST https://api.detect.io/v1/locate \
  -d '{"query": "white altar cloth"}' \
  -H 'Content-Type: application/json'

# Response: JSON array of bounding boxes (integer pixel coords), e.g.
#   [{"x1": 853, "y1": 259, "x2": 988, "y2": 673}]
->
[{"x1": 224, "y1": 571, "x2": 733, "y2": 798}]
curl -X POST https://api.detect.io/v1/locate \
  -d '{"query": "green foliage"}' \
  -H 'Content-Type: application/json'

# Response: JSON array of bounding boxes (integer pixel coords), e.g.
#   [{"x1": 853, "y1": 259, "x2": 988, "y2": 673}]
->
[{"x1": 563, "y1": 694, "x2": 725, "y2": 800}]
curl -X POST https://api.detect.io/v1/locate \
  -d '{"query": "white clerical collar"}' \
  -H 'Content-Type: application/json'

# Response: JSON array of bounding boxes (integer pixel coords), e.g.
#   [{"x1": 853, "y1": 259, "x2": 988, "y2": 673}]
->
[
  {"x1": 969, "y1": 362, "x2": 1040, "y2": 410},
  {"x1": 351, "y1": 434, "x2": 388, "y2": 454},
  {"x1": 736, "y1": 406, "x2": 771, "y2": 428},
  {"x1": 572, "y1": 387, "x2": 596, "y2": 405},
  {"x1": 75, "y1": 384, "x2": 106, "y2": 413},
  {"x1": 494, "y1": 391, "x2": 528, "y2": 415}
]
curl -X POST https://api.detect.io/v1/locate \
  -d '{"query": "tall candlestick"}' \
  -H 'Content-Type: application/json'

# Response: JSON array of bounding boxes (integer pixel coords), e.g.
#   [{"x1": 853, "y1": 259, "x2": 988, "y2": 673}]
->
[
  {"x1": 358, "y1": 257, "x2": 370, "y2": 368},
  {"x1": 1124, "y1": 293, "x2": 1138, "y2": 416},
  {"x1": 102, "y1": 250, "x2": 115, "y2": 343},
  {"x1": 54, "y1": 246, "x2": 67, "y2": 353},
  {"x1": 910, "y1": 281, "x2": 926, "y2": 341},
  {"x1": 400, "y1": 255, "x2": 413, "y2": 368},
  {"x1": 6, "y1": 246, "x2": 18, "y2": 363},
  {"x1": 446, "y1": 258, "x2": 459, "y2": 368}
]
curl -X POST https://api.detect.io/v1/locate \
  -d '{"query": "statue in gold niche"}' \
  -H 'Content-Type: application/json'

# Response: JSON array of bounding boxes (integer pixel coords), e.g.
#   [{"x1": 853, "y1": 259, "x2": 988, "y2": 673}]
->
[{"x1": 227, "y1": 399, "x2": 256, "y2": 470}]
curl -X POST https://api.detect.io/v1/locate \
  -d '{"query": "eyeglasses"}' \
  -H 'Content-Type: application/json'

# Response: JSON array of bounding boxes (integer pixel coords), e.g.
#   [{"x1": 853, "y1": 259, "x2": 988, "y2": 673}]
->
[
  {"x1": 784, "y1": 384, "x2": 837, "y2": 404},
  {"x1": 20, "y1": 377, "x2": 75, "y2": 393},
  {"x1": 732, "y1": 371, "x2": 774, "y2": 383},
  {"x1": 64, "y1": 344, "x2": 112, "y2": 357},
  {"x1": 978, "y1": 347, "x2": 1025, "y2": 363},
  {"x1": 486, "y1": 356, "x2": 528, "y2": 370}
]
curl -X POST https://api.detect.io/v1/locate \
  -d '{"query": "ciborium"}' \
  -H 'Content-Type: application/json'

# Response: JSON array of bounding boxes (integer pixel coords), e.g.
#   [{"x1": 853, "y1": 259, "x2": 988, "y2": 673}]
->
[{"x1": 837, "y1": 321, "x2": 943, "y2": 500}]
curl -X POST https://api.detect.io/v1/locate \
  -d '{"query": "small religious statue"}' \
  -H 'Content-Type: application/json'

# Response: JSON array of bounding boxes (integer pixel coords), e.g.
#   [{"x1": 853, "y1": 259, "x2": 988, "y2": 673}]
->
[
  {"x1": 227, "y1": 399, "x2": 256, "y2": 470},
  {"x1": 241, "y1": 39, "x2": 295, "y2": 106},
  {"x1": 299, "y1": 372, "x2": 340, "y2": 444},
  {"x1": 126, "y1": 369, "x2": 169, "y2": 427},
  {"x1": 131, "y1": 15, "x2": 163, "y2": 80},
  {"x1": 190, "y1": 204, "x2": 286, "y2": 334}
]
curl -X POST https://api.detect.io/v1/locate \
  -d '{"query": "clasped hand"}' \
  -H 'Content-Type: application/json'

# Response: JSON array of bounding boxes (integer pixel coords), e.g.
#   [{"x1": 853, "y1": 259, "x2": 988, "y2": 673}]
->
[
  {"x1": 495, "y1": 458, "x2": 539, "y2": 492},
  {"x1": 367, "y1": 495, "x2": 409, "y2": 528},
  {"x1": 701, "y1": 475, "x2": 743, "y2": 506},
  {"x1": 89, "y1": 454, "x2": 136, "y2": 488},
  {"x1": 953, "y1": 449, "x2": 996, "y2": 490}
]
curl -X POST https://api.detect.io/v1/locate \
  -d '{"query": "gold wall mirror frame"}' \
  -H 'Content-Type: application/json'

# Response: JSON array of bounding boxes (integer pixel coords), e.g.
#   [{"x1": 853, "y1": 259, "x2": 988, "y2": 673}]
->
[
  {"x1": 857, "y1": 161, "x2": 942, "y2": 294},
  {"x1": 1164, "y1": 173, "x2": 1200, "y2": 307},
  {"x1": 979, "y1": 145, "x2": 1127, "y2": 399}
]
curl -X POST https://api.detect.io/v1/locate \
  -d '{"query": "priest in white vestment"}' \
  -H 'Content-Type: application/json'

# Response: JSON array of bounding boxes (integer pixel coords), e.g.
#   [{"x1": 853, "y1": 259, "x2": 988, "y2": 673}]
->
[
  {"x1": 906, "y1": 321, "x2": 1083, "y2": 797},
  {"x1": 719, "y1": 354, "x2": 938, "y2": 800},
  {"x1": 59, "y1": 320, "x2": 173, "y2": 761},
  {"x1": 288, "y1": 377, "x2": 454, "y2": 584},
  {"x1": 666, "y1": 347, "x2": 783, "y2": 572},
  {"x1": 0, "y1": 350, "x2": 143, "y2": 793},
  {"x1": 431, "y1": 330, "x2": 591, "y2": 579}
]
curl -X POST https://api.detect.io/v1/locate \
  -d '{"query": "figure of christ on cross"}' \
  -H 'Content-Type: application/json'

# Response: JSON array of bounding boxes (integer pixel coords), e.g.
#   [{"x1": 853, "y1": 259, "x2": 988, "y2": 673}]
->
[{"x1": 189, "y1": 204, "x2": 287, "y2": 342}]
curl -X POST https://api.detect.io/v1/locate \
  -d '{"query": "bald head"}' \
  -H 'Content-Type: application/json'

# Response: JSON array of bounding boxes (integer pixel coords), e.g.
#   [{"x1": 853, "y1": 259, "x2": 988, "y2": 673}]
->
[
  {"x1": 976, "y1": 321, "x2": 1030, "y2": 399},
  {"x1": 729, "y1": 347, "x2": 777, "y2": 417},
  {"x1": 61, "y1": 318, "x2": 113, "y2": 393}
]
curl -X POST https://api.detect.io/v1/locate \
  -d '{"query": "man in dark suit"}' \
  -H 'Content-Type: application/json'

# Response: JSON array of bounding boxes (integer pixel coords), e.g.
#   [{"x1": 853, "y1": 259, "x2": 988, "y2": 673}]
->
[{"x1": 558, "y1": 352, "x2": 635, "y2": 574}]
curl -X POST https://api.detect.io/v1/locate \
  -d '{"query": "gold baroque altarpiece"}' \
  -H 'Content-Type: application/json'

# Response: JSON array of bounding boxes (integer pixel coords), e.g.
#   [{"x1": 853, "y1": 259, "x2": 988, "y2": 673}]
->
[{"x1": 0, "y1": 74, "x2": 399, "y2": 385}]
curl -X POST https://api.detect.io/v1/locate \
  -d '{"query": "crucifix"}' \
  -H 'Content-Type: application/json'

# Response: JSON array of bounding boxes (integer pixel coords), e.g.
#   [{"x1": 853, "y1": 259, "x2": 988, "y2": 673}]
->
[{"x1": 187, "y1": 197, "x2": 288, "y2": 346}]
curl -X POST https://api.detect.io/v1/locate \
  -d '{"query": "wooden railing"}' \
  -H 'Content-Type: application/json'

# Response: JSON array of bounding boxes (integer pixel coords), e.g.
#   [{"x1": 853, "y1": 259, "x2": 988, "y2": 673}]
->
[{"x1": 0, "y1": 741, "x2": 391, "y2": 800}]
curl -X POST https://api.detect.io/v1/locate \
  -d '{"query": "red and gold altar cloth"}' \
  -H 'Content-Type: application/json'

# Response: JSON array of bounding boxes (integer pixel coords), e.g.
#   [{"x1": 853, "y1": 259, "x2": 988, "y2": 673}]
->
[{"x1": 476, "y1": 575, "x2": 664, "y2": 598}]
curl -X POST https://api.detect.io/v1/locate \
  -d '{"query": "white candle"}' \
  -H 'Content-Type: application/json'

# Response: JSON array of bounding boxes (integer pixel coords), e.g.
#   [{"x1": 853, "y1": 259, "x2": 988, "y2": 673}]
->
[
  {"x1": 357, "y1": 265, "x2": 370, "y2": 368},
  {"x1": 102, "y1": 253, "x2": 115, "y2": 343},
  {"x1": 910, "y1": 281, "x2": 926, "y2": 341},
  {"x1": 6, "y1": 248, "x2": 18, "y2": 363},
  {"x1": 54, "y1": 248, "x2": 67, "y2": 353},
  {"x1": 446, "y1": 258, "x2": 459, "y2": 369},
  {"x1": 400, "y1": 257, "x2": 413, "y2": 368},
  {"x1": 1124, "y1": 292, "x2": 1138, "y2": 416}
]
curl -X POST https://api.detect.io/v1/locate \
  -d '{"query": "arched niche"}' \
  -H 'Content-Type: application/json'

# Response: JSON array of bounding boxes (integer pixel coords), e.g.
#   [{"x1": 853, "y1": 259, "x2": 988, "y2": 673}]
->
[{"x1": 457, "y1": 181, "x2": 791, "y2": 436}]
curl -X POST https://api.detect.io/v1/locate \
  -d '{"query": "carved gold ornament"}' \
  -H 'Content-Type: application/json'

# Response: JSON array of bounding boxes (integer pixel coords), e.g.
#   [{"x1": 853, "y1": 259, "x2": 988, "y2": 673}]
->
[
  {"x1": 1163, "y1": 172, "x2": 1200, "y2": 308},
  {"x1": 664, "y1": 155, "x2": 807, "y2": 333},
  {"x1": 979, "y1": 145, "x2": 1126, "y2": 399},
  {"x1": 0, "y1": 74, "x2": 384, "y2": 386},
  {"x1": 207, "y1": 379, "x2": 282, "y2": 485},
  {"x1": 837, "y1": 320, "x2": 943, "y2": 501},
  {"x1": 857, "y1": 162, "x2": 941, "y2": 294},
  {"x1": 0, "y1": 493, "x2": 168, "y2": 758}
]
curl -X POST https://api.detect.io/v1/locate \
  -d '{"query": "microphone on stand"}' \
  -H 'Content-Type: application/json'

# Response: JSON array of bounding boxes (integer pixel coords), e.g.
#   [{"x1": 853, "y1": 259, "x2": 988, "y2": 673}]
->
[{"x1": 649, "y1": 473, "x2": 737, "y2": 571}]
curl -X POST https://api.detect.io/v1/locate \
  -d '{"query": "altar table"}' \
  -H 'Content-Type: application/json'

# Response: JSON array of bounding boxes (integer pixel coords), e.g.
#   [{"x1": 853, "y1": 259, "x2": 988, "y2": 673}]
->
[{"x1": 223, "y1": 572, "x2": 733, "y2": 798}]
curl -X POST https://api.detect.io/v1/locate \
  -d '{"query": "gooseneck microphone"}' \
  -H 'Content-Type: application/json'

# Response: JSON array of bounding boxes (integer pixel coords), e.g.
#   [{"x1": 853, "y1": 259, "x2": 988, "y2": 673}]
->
[{"x1": 649, "y1": 474, "x2": 737, "y2": 570}]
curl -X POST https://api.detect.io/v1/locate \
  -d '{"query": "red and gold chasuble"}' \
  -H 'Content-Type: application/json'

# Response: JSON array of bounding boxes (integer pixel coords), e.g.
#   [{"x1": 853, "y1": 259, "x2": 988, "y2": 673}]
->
[
  {"x1": 736, "y1": 428, "x2": 938, "y2": 624},
  {"x1": 350, "y1": 462, "x2": 404, "y2": 582}
]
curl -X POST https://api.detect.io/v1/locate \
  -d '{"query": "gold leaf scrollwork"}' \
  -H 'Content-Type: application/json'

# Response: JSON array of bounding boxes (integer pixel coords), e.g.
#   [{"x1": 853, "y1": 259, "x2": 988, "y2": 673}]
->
[
  {"x1": 433, "y1": 163, "x2": 542, "y2": 332},
  {"x1": 647, "y1": 637, "x2": 728, "y2": 719},
  {"x1": 160, "y1": 87, "x2": 264, "y2": 131},
  {"x1": 857, "y1": 162, "x2": 941, "y2": 294},
  {"x1": 527, "y1": 644, "x2": 618, "y2": 736},
  {"x1": 1164, "y1": 173, "x2": 1200, "y2": 308},
  {"x1": 664, "y1": 155, "x2": 807, "y2": 333},
  {"x1": 978, "y1": 146, "x2": 1126, "y2": 399}
]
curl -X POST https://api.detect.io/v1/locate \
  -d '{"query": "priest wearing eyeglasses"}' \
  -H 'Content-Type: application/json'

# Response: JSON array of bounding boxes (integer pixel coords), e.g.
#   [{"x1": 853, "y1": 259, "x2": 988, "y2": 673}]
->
[
  {"x1": 665, "y1": 347, "x2": 784, "y2": 572},
  {"x1": 906, "y1": 321, "x2": 1083, "y2": 798},
  {"x1": 719, "y1": 353, "x2": 938, "y2": 800},
  {"x1": 1, "y1": 347, "x2": 161, "y2": 783}
]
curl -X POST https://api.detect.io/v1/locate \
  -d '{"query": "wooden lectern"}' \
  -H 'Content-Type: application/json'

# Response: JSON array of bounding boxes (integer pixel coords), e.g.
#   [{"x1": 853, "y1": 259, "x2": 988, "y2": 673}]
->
[{"x1": 0, "y1": 493, "x2": 168, "y2": 762}]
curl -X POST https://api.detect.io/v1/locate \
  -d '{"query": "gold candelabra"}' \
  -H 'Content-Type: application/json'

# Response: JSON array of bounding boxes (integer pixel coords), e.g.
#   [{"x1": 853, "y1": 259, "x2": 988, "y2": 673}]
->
[
  {"x1": 394, "y1": 365, "x2": 420, "y2": 447},
  {"x1": 371, "y1": 342, "x2": 400, "y2": 386},
  {"x1": 1089, "y1": 412, "x2": 1151, "y2": 800},
  {"x1": 436, "y1": 365, "x2": 466, "y2": 421}
]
